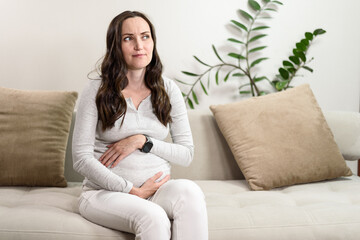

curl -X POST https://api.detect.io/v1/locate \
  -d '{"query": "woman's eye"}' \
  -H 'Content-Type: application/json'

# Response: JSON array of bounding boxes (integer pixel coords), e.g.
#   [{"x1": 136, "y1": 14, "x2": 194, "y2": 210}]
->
[
  {"x1": 124, "y1": 36, "x2": 131, "y2": 41},
  {"x1": 142, "y1": 35, "x2": 150, "y2": 40}
]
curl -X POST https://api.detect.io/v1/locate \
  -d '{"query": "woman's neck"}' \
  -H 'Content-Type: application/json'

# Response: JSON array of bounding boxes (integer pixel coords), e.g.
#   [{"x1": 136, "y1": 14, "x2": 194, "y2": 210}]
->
[{"x1": 126, "y1": 68, "x2": 147, "y2": 90}]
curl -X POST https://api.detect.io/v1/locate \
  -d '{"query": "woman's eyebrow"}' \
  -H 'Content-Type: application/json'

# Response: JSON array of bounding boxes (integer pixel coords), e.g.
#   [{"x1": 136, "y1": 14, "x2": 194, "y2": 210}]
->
[{"x1": 123, "y1": 31, "x2": 150, "y2": 36}]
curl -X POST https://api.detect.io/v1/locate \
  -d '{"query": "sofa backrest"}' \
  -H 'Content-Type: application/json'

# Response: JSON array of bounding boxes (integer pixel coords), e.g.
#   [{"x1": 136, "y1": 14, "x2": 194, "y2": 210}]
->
[
  {"x1": 171, "y1": 109, "x2": 244, "y2": 180},
  {"x1": 64, "y1": 109, "x2": 360, "y2": 182},
  {"x1": 64, "y1": 109, "x2": 244, "y2": 182}
]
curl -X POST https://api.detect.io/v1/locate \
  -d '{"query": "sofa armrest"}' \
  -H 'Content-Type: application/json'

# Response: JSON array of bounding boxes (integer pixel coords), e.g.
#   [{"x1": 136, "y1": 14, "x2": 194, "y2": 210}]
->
[{"x1": 323, "y1": 111, "x2": 360, "y2": 160}]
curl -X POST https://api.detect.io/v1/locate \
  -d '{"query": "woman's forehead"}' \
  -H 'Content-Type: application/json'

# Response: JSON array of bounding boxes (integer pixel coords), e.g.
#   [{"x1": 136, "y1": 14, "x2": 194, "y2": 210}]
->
[{"x1": 121, "y1": 17, "x2": 150, "y2": 35}]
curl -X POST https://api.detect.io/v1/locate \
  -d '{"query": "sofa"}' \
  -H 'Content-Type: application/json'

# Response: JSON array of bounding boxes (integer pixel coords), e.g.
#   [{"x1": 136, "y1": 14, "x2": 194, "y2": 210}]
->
[{"x1": 1, "y1": 103, "x2": 360, "y2": 239}]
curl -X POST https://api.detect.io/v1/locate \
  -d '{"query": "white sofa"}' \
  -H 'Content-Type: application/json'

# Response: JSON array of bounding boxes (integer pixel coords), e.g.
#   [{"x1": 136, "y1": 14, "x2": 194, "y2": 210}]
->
[{"x1": 1, "y1": 109, "x2": 360, "y2": 240}]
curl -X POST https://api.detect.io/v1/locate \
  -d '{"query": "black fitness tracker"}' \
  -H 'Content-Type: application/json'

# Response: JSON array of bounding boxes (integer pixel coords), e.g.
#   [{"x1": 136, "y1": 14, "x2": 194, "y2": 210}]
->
[{"x1": 140, "y1": 135, "x2": 153, "y2": 153}]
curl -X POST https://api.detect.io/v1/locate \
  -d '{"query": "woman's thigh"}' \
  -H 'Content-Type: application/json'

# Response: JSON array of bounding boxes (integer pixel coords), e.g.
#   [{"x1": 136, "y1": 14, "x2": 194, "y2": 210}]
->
[
  {"x1": 149, "y1": 179, "x2": 206, "y2": 218},
  {"x1": 78, "y1": 189, "x2": 170, "y2": 235},
  {"x1": 148, "y1": 179, "x2": 208, "y2": 240}
]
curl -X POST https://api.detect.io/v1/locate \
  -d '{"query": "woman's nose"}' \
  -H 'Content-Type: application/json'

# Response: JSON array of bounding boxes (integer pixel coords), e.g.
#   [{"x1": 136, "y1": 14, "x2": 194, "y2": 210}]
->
[{"x1": 134, "y1": 38, "x2": 143, "y2": 50}]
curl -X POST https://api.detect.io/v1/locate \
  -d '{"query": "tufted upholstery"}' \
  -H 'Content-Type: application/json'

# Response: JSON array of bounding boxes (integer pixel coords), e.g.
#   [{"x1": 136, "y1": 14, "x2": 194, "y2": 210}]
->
[
  {"x1": 199, "y1": 177, "x2": 360, "y2": 239},
  {"x1": 0, "y1": 183, "x2": 133, "y2": 240},
  {"x1": 2, "y1": 178, "x2": 360, "y2": 240}
]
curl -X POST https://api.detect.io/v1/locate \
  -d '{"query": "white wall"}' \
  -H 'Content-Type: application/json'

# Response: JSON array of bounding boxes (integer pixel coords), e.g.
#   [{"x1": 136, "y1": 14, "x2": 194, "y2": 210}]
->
[{"x1": 1, "y1": 0, "x2": 359, "y2": 171}]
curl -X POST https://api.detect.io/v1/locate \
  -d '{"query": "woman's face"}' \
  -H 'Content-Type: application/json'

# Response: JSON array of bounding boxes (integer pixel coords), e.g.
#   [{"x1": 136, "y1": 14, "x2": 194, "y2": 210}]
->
[{"x1": 121, "y1": 17, "x2": 154, "y2": 71}]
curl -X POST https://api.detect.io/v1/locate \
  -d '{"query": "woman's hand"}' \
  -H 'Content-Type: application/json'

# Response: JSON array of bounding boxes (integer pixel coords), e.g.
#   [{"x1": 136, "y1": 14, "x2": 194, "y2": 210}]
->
[
  {"x1": 100, "y1": 134, "x2": 146, "y2": 168},
  {"x1": 129, "y1": 172, "x2": 170, "y2": 199}
]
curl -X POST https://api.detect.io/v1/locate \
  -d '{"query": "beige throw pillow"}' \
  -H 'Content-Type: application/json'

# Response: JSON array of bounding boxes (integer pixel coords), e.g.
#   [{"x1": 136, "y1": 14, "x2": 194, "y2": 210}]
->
[
  {"x1": 210, "y1": 84, "x2": 352, "y2": 190},
  {"x1": 0, "y1": 87, "x2": 78, "y2": 187}
]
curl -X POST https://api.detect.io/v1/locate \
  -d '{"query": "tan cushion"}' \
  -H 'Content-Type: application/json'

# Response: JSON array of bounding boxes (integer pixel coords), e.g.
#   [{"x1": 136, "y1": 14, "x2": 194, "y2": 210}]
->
[
  {"x1": 210, "y1": 84, "x2": 352, "y2": 190},
  {"x1": 0, "y1": 87, "x2": 78, "y2": 187}
]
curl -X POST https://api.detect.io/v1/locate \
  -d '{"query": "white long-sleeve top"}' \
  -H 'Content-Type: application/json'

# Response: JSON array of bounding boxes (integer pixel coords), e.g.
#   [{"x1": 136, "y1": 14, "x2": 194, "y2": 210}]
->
[{"x1": 72, "y1": 76, "x2": 194, "y2": 193}]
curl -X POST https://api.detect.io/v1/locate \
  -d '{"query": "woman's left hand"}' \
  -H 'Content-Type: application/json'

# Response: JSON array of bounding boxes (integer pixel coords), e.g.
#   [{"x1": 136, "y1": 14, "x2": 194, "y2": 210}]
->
[{"x1": 99, "y1": 134, "x2": 146, "y2": 168}]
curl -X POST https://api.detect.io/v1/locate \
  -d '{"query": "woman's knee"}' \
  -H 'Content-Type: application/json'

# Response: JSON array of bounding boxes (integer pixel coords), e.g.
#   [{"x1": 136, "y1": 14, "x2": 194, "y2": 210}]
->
[
  {"x1": 171, "y1": 179, "x2": 205, "y2": 200},
  {"x1": 134, "y1": 203, "x2": 171, "y2": 238}
]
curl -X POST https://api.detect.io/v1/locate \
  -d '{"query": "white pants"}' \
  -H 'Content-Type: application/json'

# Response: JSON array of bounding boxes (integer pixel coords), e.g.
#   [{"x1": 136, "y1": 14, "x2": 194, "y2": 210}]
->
[{"x1": 78, "y1": 179, "x2": 208, "y2": 240}]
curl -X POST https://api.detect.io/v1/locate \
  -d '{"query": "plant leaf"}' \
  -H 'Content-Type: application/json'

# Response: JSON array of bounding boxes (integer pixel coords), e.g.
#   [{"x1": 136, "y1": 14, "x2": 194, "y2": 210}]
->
[
  {"x1": 287, "y1": 67, "x2": 296, "y2": 74},
  {"x1": 293, "y1": 49, "x2": 301, "y2": 58},
  {"x1": 224, "y1": 71, "x2": 232, "y2": 82},
  {"x1": 252, "y1": 26, "x2": 270, "y2": 31},
  {"x1": 212, "y1": 45, "x2": 224, "y2": 63},
  {"x1": 215, "y1": 68, "x2": 220, "y2": 85},
  {"x1": 279, "y1": 68, "x2": 289, "y2": 80},
  {"x1": 175, "y1": 78, "x2": 193, "y2": 86},
  {"x1": 192, "y1": 90, "x2": 199, "y2": 105},
  {"x1": 248, "y1": 34, "x2": 267, "y2": 43},
  {"x1": 187, "y1": 98, "x2": 194, "y2": 109},
  {"x1": 313, "y1": 28, "x2": 326, "y2": 36},
  {"x1": 298, "y1": 51, "x2": 306, "y2": 62},
  {"x1": 272, "y1": 0, "x2": 283, "y2": 5},
  {"x1": 301, "y1": 39, "x2": 309, "y2": 46},
  {"x1": 249, "y1": 46, "x2": 267, "y2": 53},
  {"x1": 228, "y1": 52, "x2": 246, "y2": 59},
  {"x1": 283, "y1": 60, "x2": 294, "y2": 68},
  {"x1": 239, "y1": 9, "x2": 253, "y2": 21},
  {"x1": 233, "y1": 73, "x2": 246, "y2": 77},
  {"x1": 228, "y1": 38, "x2": 244, "y2": 44},
  {"x1": 249, "y1": 0, "x2": 261, "y2": 11},
  {"x1": 305, "y1": 32, "x2": 313, "y2": 41},
  {"x1": 193, "y1": 56, "x2": 211, "y2": 67},
  {"x1": 265, "y1": 8, "x2": 277, "y2": 11},
  {"x1": 250, "y1": 57, "x2": 268, "y2": 68},
  {"x1": 259, "y1": 91, "x2": 267, "y2": 96},
  {"x1": 200, "y1": 80, "x2": 208, "y2": 95},
  {"x1": 254, "y1": 76, "x2": 268, "y2": 82},
  {"x1": 289, "y1": 56, "x2": 300, "y2": 65},
  {"x1": 182, "y1": 71, "x2": 199, "y2": 77},
  {"x1": 181, "y1": 92, "x2": 186, "y2": 97},
  {"x1": 296, "y1": 42, "x2": 306, "y2": 52},
  {"x1": 276, "y1": 81, "x2": 288, "y2": 91},
  {"x1": 240, "y1": 90, "x2": 252, "y2": 94},
  {"x1": 263, "y1": 0, "x2": 270, "y2": 2},
  {"x1": 302, "y1": 66, "x2": 314, "y2": 72},
  {"x1": 231, "y1": 20, "x2": 248, "y2": 32},
  {"x1": 258, "y1": 16, "x2": 272, "y2": 19}
]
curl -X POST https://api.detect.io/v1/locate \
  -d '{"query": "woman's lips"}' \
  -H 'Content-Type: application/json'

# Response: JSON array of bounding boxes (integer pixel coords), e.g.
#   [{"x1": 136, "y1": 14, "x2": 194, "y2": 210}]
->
[{"x1": 132, "y1": 54, "x2": 145, "y2": 57}]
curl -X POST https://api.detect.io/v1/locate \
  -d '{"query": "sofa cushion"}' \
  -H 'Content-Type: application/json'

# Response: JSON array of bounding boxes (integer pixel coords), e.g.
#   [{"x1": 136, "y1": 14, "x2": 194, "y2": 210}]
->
[
  {"x1": 323, "y1": 111, "x2": 360, "y2": 160},
  {"x1": 197, "y1": 176, "x2": 360, "y2": 240},
  {"x1": 1, "y1": 179, "x2": 360, "y2": 240},
  {"x1": 0, "y1": 87, "x2": 77, "y2": 187},
  {"x1": 210, "y1": 84, "x2": 352, "y2": 190},
  {"x1": 0, "y1": 183, "x2": 133, "y2": 240}
]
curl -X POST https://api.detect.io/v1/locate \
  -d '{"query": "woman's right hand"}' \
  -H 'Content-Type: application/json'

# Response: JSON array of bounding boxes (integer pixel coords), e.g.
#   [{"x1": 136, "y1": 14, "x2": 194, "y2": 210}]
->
[{"x1": 129, "y1": 172, "x2": 170, "y2": 199}]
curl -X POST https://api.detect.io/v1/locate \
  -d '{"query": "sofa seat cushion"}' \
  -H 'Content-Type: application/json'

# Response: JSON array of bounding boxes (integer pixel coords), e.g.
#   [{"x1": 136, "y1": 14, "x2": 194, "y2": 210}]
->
[
  {"x1": 196, "y1": 176, "x2": 360, "y2": 240},
  {"x1": 0, "y1": 183, "x2": 132, "y2": 240},
  {"x1": 2, "y1": 178, "x2": 360, "y2": 240}
]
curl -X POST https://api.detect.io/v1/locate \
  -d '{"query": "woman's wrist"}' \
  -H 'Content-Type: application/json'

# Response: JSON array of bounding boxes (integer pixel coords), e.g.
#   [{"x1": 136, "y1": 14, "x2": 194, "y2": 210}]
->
[
  {"x1": 135, "y1": 134, "x2": 147, "y2": 149},
  {"x1": 129, "y1": 186, "x2": 141, "y2": 197}
]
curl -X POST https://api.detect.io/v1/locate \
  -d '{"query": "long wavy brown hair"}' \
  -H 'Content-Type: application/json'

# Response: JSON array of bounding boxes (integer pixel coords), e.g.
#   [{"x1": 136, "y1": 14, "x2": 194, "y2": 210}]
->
[{"x1": 96, "y1": 11, "x2": 172, "y2": 131}]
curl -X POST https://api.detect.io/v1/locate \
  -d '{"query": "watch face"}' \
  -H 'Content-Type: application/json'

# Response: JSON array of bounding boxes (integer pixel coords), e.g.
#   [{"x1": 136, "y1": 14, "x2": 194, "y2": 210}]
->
[{"x1": 142, "y1": 141, "x2": 153, "y2": 153}]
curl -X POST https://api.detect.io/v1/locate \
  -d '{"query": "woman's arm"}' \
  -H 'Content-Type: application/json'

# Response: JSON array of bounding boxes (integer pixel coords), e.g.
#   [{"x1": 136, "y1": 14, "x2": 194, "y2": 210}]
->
[
  {"x1": 149, "y1": 77, "x2": 194, "y2": 167},
  {"x1": 72, "y1": 80, "x2": 133, "y2": 193}
]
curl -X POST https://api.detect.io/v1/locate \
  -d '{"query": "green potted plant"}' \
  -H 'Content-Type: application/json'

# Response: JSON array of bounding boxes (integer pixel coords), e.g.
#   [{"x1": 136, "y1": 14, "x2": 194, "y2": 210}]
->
[{"x1": 177, "y1": 0, "x2": 326, "y2": 109}]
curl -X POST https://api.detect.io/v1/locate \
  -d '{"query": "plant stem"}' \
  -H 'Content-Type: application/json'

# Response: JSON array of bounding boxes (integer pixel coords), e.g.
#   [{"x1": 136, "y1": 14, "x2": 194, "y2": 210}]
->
[
  {"x1": 244, "y1": 1, "x2": 270, "y2": 96},
  {"x1": 183, "y1": 63, "x2": 243, "y2": 101}
]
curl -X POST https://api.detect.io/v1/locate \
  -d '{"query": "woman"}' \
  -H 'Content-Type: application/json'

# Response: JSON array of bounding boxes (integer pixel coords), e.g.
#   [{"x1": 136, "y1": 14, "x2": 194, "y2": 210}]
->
[{"x1": 72, "y1": 11, "x2": 208, "y2": 240}]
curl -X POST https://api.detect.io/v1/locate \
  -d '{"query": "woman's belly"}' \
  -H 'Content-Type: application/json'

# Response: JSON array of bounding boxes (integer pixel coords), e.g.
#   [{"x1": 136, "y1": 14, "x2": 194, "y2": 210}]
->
[{"x1": 95, "y1": 150, "x2": 171, "y2": 188}]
